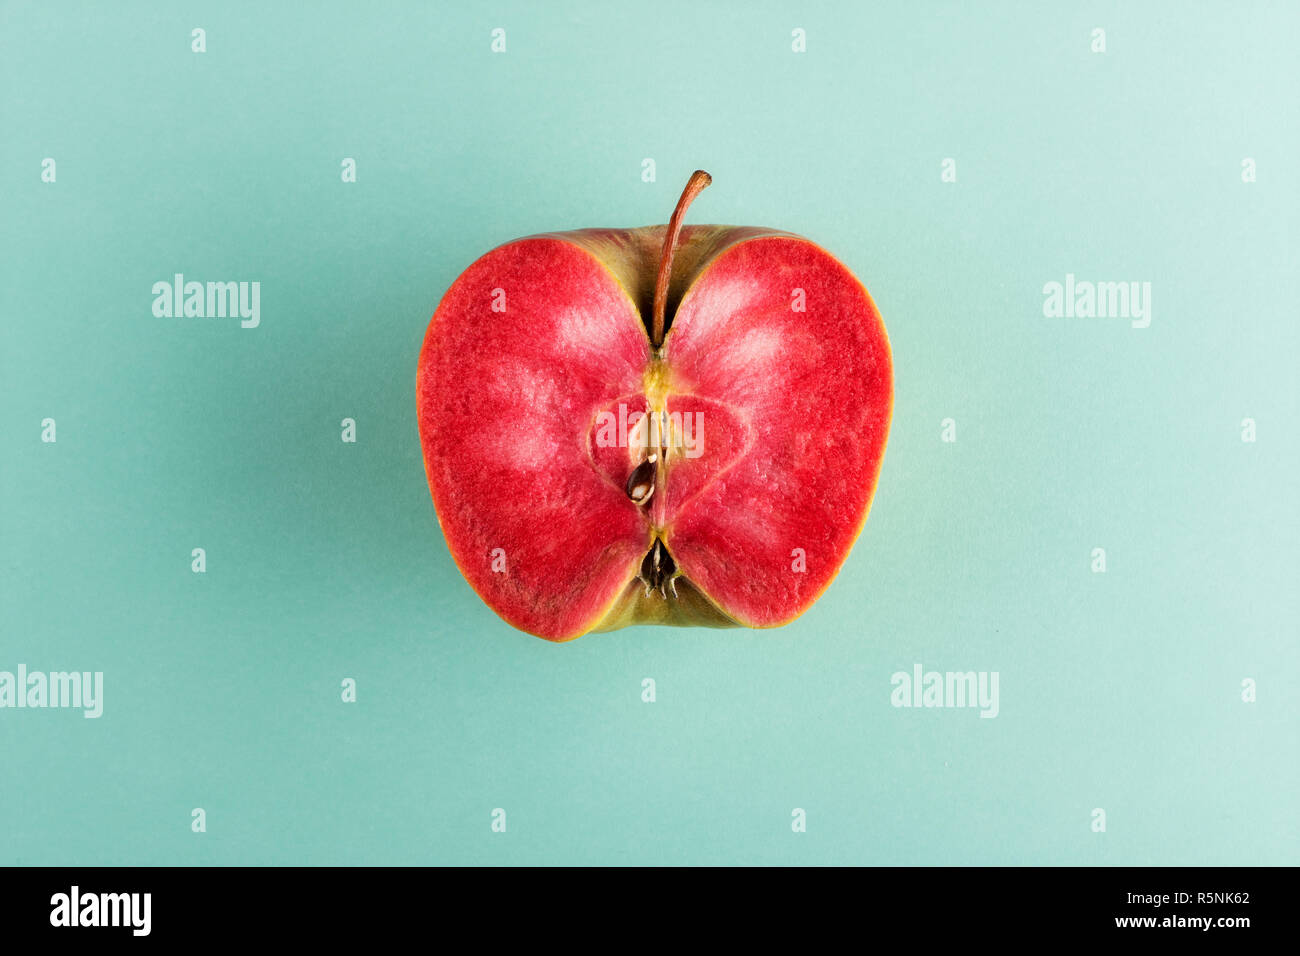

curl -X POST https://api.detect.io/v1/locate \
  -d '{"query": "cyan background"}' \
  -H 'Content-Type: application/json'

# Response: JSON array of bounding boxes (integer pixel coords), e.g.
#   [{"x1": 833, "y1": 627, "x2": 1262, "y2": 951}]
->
[{"x1": 1, "y1": 1, "x2": 1296, "y2": 865}]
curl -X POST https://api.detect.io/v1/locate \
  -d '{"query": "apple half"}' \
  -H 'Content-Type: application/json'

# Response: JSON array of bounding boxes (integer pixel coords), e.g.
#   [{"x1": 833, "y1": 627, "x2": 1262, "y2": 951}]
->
[{"x1": 417, "y1": 172, "x2": 892, "y2": 641}]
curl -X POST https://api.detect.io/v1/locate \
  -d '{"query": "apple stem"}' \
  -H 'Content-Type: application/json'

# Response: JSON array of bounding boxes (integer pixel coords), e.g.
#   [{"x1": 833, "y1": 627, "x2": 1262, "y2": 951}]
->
[{"x1": 652, "y1": 169, "x2": 712, "y2": 347}]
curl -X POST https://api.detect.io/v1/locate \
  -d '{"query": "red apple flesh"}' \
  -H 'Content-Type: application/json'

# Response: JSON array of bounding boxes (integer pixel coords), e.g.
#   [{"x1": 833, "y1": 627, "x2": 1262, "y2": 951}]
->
[{"x1": 417, "y1": 172, "x2": 892, "y2": 641}]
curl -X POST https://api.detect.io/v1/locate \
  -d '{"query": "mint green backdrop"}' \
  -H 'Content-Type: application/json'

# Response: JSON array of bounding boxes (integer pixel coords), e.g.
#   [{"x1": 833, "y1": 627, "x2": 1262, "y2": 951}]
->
[{"x1": 2, "y1": 1, "x2": 1296, "y2": 865}]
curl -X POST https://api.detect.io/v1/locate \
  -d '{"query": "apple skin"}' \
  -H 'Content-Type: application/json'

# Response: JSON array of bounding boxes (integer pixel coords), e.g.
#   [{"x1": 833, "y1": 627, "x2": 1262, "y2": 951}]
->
[{"x1": 417, "y1": 218, "x2": 892, "y2": 641}]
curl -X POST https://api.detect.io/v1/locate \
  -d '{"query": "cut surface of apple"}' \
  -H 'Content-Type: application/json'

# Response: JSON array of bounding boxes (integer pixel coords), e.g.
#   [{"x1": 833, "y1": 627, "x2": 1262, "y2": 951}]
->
[{"x1": 417, "y1": 172, "x2": 892, "y2": 641}]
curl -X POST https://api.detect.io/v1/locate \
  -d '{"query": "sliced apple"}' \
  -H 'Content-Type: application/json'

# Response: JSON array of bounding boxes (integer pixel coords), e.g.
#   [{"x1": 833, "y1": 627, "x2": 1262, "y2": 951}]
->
[{"x1": 417, "y1": 172, "x2": 892, "y2": 640}]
